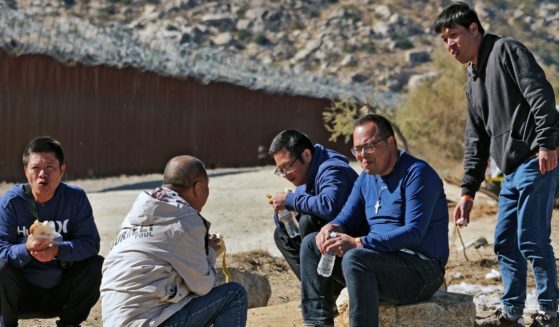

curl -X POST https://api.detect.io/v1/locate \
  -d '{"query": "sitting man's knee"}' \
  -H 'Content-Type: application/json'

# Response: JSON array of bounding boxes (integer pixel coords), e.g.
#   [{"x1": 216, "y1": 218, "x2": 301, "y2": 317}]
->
[
  {"x1": 341, "y1": 248, "x2": 370, "y2": 271},
  {"x1": 301, "y1": 232, "x2": 319, "y2": 252},
  {"x1": 231, "y1": 282, "x2": 248, "y2": 299},
  {"x1": 298, "y1": 214, "x2": 321, "y2": 236},
  {"x1": 0, "y1": 259, "x2": 15, "y2": 279},
  {"x1": 0, "y1": 258, "x2": 9, "y2": 271},
  {"x1": 81, "y1": 255, "x2": 104, "y2": 274}
]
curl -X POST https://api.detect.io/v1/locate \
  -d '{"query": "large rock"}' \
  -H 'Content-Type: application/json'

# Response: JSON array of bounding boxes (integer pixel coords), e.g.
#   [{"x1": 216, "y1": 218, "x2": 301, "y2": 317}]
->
[
  {"x1": 215, "y1": 267, "x2": 272, "y2": 309},
  {"x1": 405, "y1": 49, "x2": 432, "y2": 65},
  {"x1": 336, "y1": 289, "x2": 475, "y2": 327}
]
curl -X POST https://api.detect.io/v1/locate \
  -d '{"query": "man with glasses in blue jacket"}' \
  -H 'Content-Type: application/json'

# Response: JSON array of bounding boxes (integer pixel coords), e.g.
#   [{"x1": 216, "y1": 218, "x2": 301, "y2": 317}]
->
[
  {"x1": 267, "y1": 129, "x2": 359, "y2": 281},
  {"x1": 300, "y1": 114, "x2": 448, "y2": 327}
]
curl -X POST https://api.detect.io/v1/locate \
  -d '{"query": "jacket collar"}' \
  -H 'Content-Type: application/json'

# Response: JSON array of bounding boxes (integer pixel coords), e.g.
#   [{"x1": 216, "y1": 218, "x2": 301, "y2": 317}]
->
[{"x1": 468, "y1": 33, "x2": 499, "y2": 80}]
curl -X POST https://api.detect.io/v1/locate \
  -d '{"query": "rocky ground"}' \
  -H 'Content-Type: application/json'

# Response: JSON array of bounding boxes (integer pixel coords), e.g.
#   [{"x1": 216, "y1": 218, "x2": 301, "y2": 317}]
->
[{"x1": 3, "y1": 164, "x2": 558, "y2": 326}]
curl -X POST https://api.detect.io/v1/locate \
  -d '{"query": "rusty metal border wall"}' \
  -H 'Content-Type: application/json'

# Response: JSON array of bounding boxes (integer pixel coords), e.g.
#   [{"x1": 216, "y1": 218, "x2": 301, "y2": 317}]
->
[{"x1": 0, "y1": 51, "x2": 351, "y2": 182}]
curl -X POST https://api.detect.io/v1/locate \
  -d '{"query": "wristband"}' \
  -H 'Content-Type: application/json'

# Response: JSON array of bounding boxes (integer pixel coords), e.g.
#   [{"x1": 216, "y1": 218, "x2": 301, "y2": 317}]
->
[{"x1": 355, "y1": 237, "x2": 363, "y2": 248}]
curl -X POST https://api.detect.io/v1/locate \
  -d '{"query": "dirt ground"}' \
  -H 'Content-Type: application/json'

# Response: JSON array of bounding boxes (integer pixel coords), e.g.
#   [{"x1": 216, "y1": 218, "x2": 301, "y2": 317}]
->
[{"x1": 2, "y1": 165, "x2": 558, "y2": 327}]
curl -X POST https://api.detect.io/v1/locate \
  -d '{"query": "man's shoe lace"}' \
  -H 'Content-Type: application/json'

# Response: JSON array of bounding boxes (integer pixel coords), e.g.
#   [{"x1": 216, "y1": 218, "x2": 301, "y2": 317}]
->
[
  {"x1": 530, "y1": 312, "x2": 559, "y2": 327},
  {"x1": 476, "y1": 308, "x2": 524, "y2": 326}
]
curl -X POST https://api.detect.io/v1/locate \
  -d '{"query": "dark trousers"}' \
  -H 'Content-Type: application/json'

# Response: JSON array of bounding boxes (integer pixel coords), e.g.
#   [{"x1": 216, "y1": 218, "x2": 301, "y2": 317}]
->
[
  {"x1": 274, "y1": 214, "x2": 327, "y2": 280},
  {"x1": 0, "y1": 255, "x2": 104, "y2": 327},
  {"x1": 301, "y1": 233, "x2": 445, "y2": 326}
]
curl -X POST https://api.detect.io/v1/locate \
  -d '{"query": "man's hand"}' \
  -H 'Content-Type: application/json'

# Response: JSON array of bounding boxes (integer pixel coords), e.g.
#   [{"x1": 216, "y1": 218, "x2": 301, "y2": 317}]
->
[
  {"x1": 316, "y1": 224, "x2": 343, "y2": 254},
  {"x1": 26, "y1": 235, "x2": 51, "y2": 253},
  {"x1": 538, "y1": 149, "x2": 558, "y2": 175},
  {"x1": 268, "y1": 192, "x2": 288, "y2": 211},
  {"x1": 208, "y1": 233, "x2": 224, "y2": 256},
  {"x1": 453, "y1": 197, "x2": 474, "y2": 228},
  {"x1": 29, "y1": 243, "x2": 59, "y2": 262},
  {"x1": 322, "y1": 233, "x2": 359, "y2": 257}
]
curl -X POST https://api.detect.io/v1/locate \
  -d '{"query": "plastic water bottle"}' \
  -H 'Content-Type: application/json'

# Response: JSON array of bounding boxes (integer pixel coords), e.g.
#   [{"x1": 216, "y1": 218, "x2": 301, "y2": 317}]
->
[
  {"x1": 317, "y1": 232, "x2": 337, "y2": 277},
  {"x1": 278, "y1": 209, "x2": 300, "y2": 238}
]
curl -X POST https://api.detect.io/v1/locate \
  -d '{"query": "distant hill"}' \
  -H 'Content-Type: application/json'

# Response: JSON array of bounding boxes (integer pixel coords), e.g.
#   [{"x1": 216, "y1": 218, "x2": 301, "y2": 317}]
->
[{"x1": 3, "y1": 0, "x2": 559, "y2": 95}]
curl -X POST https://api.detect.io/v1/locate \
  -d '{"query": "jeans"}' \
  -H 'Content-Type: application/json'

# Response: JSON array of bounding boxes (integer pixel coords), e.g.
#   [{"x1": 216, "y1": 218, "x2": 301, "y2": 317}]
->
[
  {"x1": 495, "y1": 156, "x2": 559, "y2": 318},
  {"x1": 160, "y1": 282, "x2": 247, "y2": 327},
  {"x1": 300, "y1": 233, "x2": 444, "y2": 327},
  {"x1": 0, "y1": 255, "x2": 104, "y2": 327},
  {"x1": 274, "y1": 214, "x2": 327, "y2": 280}
]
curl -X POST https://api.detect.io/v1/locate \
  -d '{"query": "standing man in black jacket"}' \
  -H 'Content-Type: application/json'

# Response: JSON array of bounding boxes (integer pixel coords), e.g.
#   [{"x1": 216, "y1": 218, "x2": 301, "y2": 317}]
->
[{"x1": 435, "y1": 2, "x2": 559, "y2": 327}]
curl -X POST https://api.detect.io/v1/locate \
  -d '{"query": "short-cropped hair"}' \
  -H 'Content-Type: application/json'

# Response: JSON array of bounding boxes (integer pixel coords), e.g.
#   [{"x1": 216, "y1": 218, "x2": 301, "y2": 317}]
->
[
  {"x1": 22, "y1": 136, "x2": 64, "y2": 166},
  {"x1": 354, "y1": 114, "x2": 395, "y2": 138},
  {"x1": 268, "y1": 129, "x2": 314, "y2": 159},
  {"x1": 433, "y1": 1, "x2": 485, "y2": 35}
]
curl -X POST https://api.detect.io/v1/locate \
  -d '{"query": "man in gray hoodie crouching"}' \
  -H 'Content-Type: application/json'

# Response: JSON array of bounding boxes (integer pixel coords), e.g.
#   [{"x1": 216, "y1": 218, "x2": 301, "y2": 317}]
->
[{"x1": 100, "y1": 155, "x2": 247, "y2": 327}]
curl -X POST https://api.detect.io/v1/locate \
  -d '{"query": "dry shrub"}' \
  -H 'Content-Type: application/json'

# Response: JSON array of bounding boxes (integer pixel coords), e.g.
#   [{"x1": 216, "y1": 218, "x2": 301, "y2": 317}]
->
[
  {"x1": 323, "y1": 100, "x2": 409, "y2": 150},
  {"x1": 395, "y1": 47, "x2": 468, "y2": 171}
]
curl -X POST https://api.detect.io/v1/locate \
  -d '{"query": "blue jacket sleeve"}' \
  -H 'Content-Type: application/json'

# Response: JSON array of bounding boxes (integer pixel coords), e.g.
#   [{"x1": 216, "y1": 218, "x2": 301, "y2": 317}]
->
[
  {"x1": 361, "y1": 165, "x2": 442, "y2": 251},
  {"x1": 56, "y1": 191, "x2": 100, "y2": 261},
  {"x1": 285, "y1": 165, "x2": 356, "y2": 221},
  {"x1": 0, "y1": 202, "x2": 33, "y2": 267}
]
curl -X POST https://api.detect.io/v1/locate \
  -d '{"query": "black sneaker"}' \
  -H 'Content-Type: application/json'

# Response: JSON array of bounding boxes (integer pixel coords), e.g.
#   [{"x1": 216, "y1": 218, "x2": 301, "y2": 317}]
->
[
  {"x1": 530, "y1": 312, "x2": 559, "y2": 327},
  {"x1": 476, "y1": 309, "x2": 524, "y2": 327}
]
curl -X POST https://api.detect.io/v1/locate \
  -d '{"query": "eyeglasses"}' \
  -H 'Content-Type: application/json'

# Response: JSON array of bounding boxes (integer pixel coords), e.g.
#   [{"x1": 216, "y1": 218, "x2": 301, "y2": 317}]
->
[
  {"x1": 351, "y1": 136, "x2": 388, "y2": 156},
  {"x1": 274, "y1": 157, "x2": 299, "y2": 177}
]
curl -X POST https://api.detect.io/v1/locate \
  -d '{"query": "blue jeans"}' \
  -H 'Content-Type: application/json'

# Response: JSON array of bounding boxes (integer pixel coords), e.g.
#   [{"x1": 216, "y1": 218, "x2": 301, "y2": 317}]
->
[
  {"x1": 300, "y1": 233, "x2": 444, "y2": 326},
  {"x1": 495, "y1": 156, "x2": 559, "y2": 318},
  {"x1": 160, "y1": 282, "x2": 247, "y2": 327}
]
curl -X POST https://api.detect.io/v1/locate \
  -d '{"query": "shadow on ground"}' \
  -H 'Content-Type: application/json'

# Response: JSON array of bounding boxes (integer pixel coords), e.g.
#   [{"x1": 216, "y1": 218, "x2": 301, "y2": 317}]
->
[{"x1": 98, "y1": 169, "x2": 259, "y2": 192}]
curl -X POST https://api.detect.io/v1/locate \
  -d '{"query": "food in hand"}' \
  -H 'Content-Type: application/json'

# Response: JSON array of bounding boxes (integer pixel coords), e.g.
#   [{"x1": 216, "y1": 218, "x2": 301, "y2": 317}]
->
[
  {"x1": 29, "y1": 220, "x2": 54, "y2": 240},
  {"x1": 213, "y1": 232, "x2": 225, "y2": 257},
  {"x1": 456, "y1": 218, "x2": 468, "y2": 227},
  {"x1": 266, "y1": 194, "x2": 272, "y2": 199}
]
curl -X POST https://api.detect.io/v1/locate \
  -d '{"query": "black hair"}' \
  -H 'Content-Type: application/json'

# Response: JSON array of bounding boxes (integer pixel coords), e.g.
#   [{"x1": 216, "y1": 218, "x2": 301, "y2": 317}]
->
[
  {"x1": 433, "y1": 1, "x2": 485, "y2": 35},
  {"x1": 22, "y1": 136, "x2": 64, "y2": 166},
  {"x1": 354, "y1": 114, "x2": 395, "y2": 138},
  {"x1": 268, "y1": 129, "x2": 314, "y2": 159}
]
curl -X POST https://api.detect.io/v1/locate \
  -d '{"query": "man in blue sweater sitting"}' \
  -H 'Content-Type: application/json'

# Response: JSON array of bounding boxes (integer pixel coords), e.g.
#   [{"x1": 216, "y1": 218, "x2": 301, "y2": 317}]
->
[
  {"x1": 300, "y1": 114, "x2": 449, "y2": 327},
  {"x1": 268, "y1": 130, "x2": 358, "y2": 281},
  {"x1": 0, "y1": 137, "x2": 103, "y2": 327}
]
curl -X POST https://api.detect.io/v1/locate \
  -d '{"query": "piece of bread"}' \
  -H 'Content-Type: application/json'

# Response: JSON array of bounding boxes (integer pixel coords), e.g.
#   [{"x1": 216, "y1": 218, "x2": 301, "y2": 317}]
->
[{"x1": 29, "y1": 220, "x2": 53, "y2": 239}]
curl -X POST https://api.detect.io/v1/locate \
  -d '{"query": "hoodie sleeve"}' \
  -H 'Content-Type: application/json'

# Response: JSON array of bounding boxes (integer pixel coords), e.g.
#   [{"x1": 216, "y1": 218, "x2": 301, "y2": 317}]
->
[
  {"x1": 461, "y1": 92, "x2": 490, "y2": 197},
  {"x1": 502, "y1": 39, "x2": 558, "y2": 151},
  {"x1": 0, "y1": 200, "x2": 33, "y2": 267},
  {"x1": 171, "y1": 217, "x2": 216, "y2": 297},
  {"x1": 56, "y1": 190, "x2": 101, "y2": 262},
  {"x1": 285, "y1": 165, "x2": 357, "y2": 221}
]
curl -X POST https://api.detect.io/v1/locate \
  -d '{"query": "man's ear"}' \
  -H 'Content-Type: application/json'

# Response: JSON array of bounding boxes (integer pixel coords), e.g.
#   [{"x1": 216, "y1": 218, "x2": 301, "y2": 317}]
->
[
  {"x1": 469, "y1": 22, "x2": 478, "y2": 34},
  {"x1": 387, "y1": 135, "x2": 397, "y2": 148},
  {"x1": 302, "y1": 148, "x2": 312, "y2": 163},
  {"x1": 60, "y1": 164, "x2": 66, "y2": 177},
  {"x1": 193, "y1": 181, "x2": 202, "y2": 196}
]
